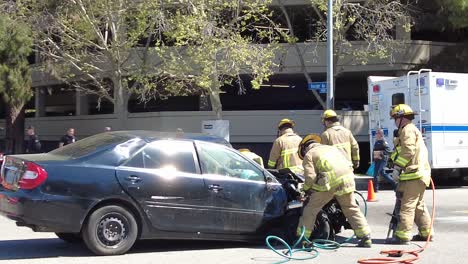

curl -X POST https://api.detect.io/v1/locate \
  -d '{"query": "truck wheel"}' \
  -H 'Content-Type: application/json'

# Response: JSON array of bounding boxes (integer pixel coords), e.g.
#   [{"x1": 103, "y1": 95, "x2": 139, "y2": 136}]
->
[
  {"x1": 55, "y1": 232, "x2": 82, "y2": 243},
  {"x1": 82, "y1": 205, "x2": 138, "y2": 255}
]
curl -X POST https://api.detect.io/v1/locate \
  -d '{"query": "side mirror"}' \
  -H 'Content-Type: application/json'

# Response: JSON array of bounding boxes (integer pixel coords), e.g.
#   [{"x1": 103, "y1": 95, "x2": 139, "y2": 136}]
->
[{"x1": 266, "y1": 175, "x2": 274, "y2": 183}]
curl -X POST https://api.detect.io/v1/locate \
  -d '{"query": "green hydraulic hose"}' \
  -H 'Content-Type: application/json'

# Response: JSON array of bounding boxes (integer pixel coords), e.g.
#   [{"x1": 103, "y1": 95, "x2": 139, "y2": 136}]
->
[{"x1": 265, "y1": 191, "x2": 368, "y2": 263}]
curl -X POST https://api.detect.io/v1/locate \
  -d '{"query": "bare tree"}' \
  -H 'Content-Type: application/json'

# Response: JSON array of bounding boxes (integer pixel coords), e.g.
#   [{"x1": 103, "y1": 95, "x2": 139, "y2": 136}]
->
[
  {"x1": 276, "y1": 0, "x2": 412, "y2": 108},
  {"x1": 21, "y1": 0, "x2": 279, "y2": 123}
]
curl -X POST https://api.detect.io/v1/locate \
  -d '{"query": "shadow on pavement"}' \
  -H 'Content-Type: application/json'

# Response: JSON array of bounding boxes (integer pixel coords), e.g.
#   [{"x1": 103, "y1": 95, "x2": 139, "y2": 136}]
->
[
  {"x1": 0, "y1": 238, "x2": 90, "y2": 259},
  {"x1": 0, "y1": 238, "x2": 257, "y2": 260}
]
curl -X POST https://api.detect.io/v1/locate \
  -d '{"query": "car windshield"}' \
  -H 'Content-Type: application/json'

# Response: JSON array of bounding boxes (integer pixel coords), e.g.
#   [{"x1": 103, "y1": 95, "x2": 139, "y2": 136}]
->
[{"x1": 49, "y1": 133, "x2": 135, "y2": 159}]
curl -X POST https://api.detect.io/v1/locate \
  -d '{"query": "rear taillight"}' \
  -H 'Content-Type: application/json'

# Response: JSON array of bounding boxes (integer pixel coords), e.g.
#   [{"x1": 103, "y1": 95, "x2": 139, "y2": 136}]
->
[{"x1": 18, "y1": 162, "x2": 48, "y2": 190}]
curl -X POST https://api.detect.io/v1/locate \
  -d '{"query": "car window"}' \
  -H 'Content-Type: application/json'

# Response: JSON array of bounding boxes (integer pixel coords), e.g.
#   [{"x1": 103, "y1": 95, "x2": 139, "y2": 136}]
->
[
  {"x1": 125, "y1": 140, "x2": 197, "y2": 174},
  {"x1": 48, "y1": 133, "x2": 136, "y2": 159},
  {"x1": 197, "y1": 142, "x2": 264, "y2": 182}
]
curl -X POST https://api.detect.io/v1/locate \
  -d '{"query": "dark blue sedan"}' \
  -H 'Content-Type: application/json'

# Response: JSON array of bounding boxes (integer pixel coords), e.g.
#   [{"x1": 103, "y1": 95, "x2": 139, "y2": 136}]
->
[{"x1": 0, "y1": 131, "x2": 296, "y2": 255}]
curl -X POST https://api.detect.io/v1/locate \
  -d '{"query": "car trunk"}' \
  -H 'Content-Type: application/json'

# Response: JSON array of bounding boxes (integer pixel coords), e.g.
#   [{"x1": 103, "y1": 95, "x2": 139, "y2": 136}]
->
[
  {"x1": 0, "y1": 154, "x2": 60, "y2": 191},
  {"x1": 1, "y1": 156, "x2": 28, "y2": 190}
]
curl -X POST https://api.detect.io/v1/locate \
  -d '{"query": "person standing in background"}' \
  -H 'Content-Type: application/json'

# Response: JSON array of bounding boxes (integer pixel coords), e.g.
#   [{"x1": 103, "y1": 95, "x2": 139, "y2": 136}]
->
[
  {"x1": 372, "y1": 128, "x2": 397, "y2": 191},
  {"x1": 24, "y1": 126, "x2": 41, "y2": 153},
  {"x1": 59, "y1": 128, "x2": 76, "y2": 148}
]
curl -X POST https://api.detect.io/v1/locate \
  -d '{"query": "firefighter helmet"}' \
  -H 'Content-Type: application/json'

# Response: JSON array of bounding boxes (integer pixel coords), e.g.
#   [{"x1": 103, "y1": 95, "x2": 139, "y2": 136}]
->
[
  {"x1": 390, "y1": 104, "x2": 417, "y2": 119},
  {"x1": 321, "y1": 109, "x2": 338, "y2": 122},
  {"x1": 298, "y1": 133, "x2": 321, "y2": 159},
  {"x1": 277, "y1": 118, "x2": 295, "y2": 129}
]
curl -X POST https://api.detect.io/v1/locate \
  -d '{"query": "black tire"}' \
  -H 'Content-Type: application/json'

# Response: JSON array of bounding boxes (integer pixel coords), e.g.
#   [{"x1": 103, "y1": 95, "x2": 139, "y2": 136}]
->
[
  {"x1": 82, "y1": 205, "x2": 138, "y2": 256},
  {"x1": 310, "y1": 211, "x2": 335, "y2": 241},
  {"x1": 55, "y1": 232, "x2": 82, "y2": 243}
]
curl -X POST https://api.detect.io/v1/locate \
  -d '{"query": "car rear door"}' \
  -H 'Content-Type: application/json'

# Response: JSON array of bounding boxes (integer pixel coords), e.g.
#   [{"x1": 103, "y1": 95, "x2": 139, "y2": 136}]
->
[
  {"x1": 116, "y1": 140, "x2": 211, "y2": 233},
  {"x1": 195, "y1": 141, "x2": 286, "y2": 234}
]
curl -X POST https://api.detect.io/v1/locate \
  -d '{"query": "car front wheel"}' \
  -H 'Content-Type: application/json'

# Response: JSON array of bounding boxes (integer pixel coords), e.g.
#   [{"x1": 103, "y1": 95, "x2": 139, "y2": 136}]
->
[
  {"x1": 82, "y1": 205, "x2": 138, "y2": 255},
  {"x1": 310, "y1": 211, "x2": 335, "y2": 241}
]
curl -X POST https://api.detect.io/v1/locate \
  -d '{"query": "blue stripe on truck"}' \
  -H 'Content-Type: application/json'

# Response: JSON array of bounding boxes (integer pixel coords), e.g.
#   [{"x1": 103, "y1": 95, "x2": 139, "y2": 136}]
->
[{"x1": 421, "y1": 125, "x2": 468, "y2": 132}]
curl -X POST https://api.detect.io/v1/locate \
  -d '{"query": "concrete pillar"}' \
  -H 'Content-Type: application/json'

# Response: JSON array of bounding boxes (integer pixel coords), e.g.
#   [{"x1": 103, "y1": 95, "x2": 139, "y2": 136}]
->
[
  {"x1": 76, "y1": 90, "x2": 89, "y2": 116},
  {"x1": 35, "y1": 87, "x2": 46, "y2": 117}
]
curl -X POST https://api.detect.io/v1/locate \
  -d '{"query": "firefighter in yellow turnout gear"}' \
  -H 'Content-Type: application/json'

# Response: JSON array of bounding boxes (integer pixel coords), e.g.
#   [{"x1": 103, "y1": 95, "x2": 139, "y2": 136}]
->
[
  {"x1": 239, "y1": 149, "x2": 264, "y2": 167},
  {"x1": 267, "y1": 119, "x2": 303, "y2": 174},
  {"x1": 321, "y1": 110, "x2": 360, "y2": 169},
  {"x1": 388, "y1": 104, "x2": 433, "y2": 244},
  {"x1": 296, "y1": 134, "x2": 372, "y2": 248}
]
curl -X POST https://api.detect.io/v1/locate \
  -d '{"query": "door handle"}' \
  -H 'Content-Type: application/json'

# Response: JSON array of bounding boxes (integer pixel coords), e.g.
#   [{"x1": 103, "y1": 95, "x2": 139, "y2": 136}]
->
[
  {"x1": 208, "y1": 184, "x2": 223, "y2": 192},
  {"x1": 125, "y1": 175, "x2": 141, "y2": 183}
]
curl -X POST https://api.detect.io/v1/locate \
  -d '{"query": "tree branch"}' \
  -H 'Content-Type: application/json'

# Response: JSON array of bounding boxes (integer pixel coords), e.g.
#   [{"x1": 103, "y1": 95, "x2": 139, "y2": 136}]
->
[{"x1": 278, "y1": 0, "x2": 326, "y2": 109}]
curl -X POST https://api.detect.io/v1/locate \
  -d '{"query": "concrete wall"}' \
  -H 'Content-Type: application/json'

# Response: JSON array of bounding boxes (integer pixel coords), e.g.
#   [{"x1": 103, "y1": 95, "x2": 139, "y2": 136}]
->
[{"x1": 0, "y1": 110, "x2": 369, "y2": 143}]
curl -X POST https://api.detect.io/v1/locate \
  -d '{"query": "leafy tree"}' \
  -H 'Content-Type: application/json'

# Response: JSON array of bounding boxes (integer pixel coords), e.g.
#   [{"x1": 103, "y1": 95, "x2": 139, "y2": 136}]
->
[
  {"x1": 26, "y1": 0, "x2": 279, "y2": 123},
  {"x1": 277, "y1": 0, "x2": 412, "y2": 109},
  {"x1": 437, "y1": 0, "x2": 468, "y2": 28},
  {"x1": 0, "y1": 15, "x2": 33, "y2": 154}
]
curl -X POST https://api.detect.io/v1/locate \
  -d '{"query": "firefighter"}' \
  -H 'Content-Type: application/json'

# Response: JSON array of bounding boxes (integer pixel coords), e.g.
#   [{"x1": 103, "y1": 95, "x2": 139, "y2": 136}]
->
[
  {"x1": 320, "y1": 110, "x2": 360, "y2": 170},
  {"x1": 239, "y1": 148, "x2": 264, "y2": 167},
  {"x1": 388, "y1": 104, "x2": 433, "y2": 244},
  {"x1": 296, "y1": 134, "x2": 372, "y2": 247},
  {"x1": 267, "y1": 119, "x2": 303, "y2": 174}
]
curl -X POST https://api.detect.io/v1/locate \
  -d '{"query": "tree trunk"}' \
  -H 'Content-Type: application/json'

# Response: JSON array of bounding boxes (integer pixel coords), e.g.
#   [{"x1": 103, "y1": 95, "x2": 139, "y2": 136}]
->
[
  {"x1": 5, "y1": 104, "x2": 25, "y2": 154},
  {"x1": 112, "y1": 76, "x2": 128, "y2": 130},
  {"x1": 210, "y1": 59, "x2": 223, "y2": 119},
  {"x1": 209, "y1": 91, "x2": 222, "y2": 120}
]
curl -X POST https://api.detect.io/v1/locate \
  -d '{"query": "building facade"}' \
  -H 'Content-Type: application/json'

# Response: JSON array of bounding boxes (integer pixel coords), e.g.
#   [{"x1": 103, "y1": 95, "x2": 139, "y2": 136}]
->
[{"x1": 0, "y1": 0, "x2": 466, "y2": 170}]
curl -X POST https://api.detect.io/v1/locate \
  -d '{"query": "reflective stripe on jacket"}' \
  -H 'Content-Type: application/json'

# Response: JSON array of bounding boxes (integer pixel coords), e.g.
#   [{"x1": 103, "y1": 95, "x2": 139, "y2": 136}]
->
[
  {"x1": 302, "y1": 143, "x2": 355, "y2": 196},
  {"x1": 268, "y1": 128, "x2": 303, "y2": 173},
  {"x1": 390, "y1": 123, "x2": 431, "y2": 185},
  {"x1": 321, "y1": 122, "x2": 360, "y2": 162}
]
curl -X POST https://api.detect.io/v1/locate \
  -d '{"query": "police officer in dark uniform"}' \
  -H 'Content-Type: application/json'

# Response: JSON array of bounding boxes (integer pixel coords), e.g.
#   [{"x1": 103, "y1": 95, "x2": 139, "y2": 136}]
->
[
  {"x1": 59, "y1": 128, "x2": 76, "y2": 148},
  {"x1": 25, "y1": 126, "x2": 41, "y2": 153}
]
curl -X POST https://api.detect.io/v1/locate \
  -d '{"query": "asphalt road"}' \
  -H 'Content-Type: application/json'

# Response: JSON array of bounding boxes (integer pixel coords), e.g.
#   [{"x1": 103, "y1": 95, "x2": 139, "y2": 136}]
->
[{"x1": 1, "y1": 187, "x2": 467, "y2": 264}]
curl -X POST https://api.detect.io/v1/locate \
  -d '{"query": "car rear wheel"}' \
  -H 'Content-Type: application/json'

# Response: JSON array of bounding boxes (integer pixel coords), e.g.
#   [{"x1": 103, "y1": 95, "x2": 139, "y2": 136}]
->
[
  {"x1": 82, "y1": 205, "x2": 138, "y2": 255},
  {"x1": 55, "y1": 232, "x2": 82, "y2": 243}
]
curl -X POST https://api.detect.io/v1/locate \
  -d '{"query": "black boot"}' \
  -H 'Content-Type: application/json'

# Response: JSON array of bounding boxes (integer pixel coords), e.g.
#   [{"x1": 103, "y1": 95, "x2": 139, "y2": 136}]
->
[
  {"x1": 412, "y1": 234, "x2": 434, "y2": 242},
  {"x1": 386, "y1": 237, "x2": 409, "y2": 245}
]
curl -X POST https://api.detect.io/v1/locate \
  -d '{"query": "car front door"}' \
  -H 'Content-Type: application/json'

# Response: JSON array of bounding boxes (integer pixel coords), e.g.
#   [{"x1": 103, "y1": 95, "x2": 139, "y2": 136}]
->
[
  {"x1": 116, "y1": 140, "x2": 211, "y2": 233},
  {"x1": 195, "y1": 141, "x2": 286, "y2": 234}
]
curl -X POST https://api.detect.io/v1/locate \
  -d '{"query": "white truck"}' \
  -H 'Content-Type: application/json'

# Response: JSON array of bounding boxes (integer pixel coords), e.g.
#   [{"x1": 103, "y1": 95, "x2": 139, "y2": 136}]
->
[{"x1": 367, "y1": 70, "x2": 468, "y2": 180}]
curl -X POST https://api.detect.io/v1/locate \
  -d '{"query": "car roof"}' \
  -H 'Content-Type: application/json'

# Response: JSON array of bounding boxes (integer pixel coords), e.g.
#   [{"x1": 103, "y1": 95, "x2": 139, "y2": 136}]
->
[{"x1": 105, "y1": 130, "x2": 232, "y2": 147}]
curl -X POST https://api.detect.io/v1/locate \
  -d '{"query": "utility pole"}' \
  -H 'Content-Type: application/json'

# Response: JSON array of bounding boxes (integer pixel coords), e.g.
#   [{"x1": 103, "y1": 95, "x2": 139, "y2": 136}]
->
[{"x1": 326, "y1": 0, "x2": 334, "y2": 109}]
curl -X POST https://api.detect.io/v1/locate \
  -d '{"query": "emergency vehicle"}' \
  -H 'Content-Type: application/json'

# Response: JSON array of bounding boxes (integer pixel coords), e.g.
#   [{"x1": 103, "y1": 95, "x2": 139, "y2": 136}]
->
[{"x1": 367, "y1": 70, "x2": 468, "y2": 179}]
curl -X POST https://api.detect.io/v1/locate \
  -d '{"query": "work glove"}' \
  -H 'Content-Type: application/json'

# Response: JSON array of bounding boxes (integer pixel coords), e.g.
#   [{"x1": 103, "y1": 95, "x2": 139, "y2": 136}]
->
[
  {"x1": 299, "y1": 185, "x2": 312, "y2": 202},
  {"x1": 391, "y1": 166, "x2": 402, "y2": 182},
  {"x1": 352, "y1": 160, "x2": 360, "y2": 169}
]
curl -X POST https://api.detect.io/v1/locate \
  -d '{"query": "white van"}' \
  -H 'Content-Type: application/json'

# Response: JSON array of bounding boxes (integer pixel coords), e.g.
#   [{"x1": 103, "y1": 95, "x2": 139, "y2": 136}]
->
[{"x1": 367, "y1": 70, "x2": 468, "y2": 180}]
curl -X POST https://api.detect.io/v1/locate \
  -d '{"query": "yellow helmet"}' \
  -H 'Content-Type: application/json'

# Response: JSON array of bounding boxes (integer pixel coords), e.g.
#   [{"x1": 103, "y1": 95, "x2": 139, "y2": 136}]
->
[
  {"x1": 277, "y1": 118, "x2": 295, "y2": 129},
  {"x1": 321, "y1": 109, "x2": 338, "y2": 122},
  {"x1": 390, "y1": 104, "x2": 416, "y2": 119},
  {"x1": 298, "y1": 133, "x2": 321, "y2": 159}
]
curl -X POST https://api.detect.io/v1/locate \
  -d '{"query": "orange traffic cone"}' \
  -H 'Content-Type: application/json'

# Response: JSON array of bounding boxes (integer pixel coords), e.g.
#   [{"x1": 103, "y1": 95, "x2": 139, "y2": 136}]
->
[{"x1": 367, "y1": 180, "x2": 378, "y2": 202}]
